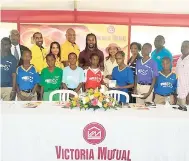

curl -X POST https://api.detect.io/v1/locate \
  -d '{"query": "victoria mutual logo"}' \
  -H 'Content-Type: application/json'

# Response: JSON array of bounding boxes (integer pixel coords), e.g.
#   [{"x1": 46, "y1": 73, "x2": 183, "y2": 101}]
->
[
  {"x1": 83, "y1": 122, "x2": 106, "y2": 145},
  {"x1": 55, "y1": 122, "x2": 131, "y2": 160}
]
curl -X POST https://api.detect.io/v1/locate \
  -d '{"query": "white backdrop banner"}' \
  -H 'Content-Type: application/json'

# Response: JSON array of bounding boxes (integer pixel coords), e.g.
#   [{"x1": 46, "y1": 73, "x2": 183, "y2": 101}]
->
[{"x1": 1, "y1": 102, "x2": 189, "y2": 161}]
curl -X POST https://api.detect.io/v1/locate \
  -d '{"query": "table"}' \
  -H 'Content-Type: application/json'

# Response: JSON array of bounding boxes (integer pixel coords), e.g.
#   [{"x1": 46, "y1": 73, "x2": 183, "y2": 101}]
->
[{"x1": 1, "y1": 101, "x2": 189, "y2": 161}]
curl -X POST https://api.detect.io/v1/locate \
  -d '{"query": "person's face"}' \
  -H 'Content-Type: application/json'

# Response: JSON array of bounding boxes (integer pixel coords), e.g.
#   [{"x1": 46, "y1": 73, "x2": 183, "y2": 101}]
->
[
  {"x1": 46, "y1": 56, "x2": 55, "y2": 67},
  {"x1": 68, "y1": 54, "x2": 77, "y2": 65},
  {"x1": 34, "y1": 33, "x2": 43, "y2": 47},
  {"x1": 10, "y1": 30, "x2": 20, "y2": 45},
  {"x1": 91, "y1": 55, "x2": 99, "y2": 67},
  {"x1": 154, "y1": 36, "x2": 165, "y2": 49},
  {"x1": 142, "y1": 45, "x2": 151, "y2": 57},
  {"x1": 131, "y1": 44, "x2": 139, "y2": 56},
  {"x1": 87, "y1": 36, "x2": 96, "y2": 49},
  {"x1": 181, "y1": 41, "x2": 189, "y2": 56},
  {"x1": 115, "y1": 53, "x2": 124, "y2": 65},
  {"x1": 22, "y1": 51, "x2": 32, "y2": 63},
  {"x1": 1, "y1": 40, "x2": 11, "y2": 53},
  {"x1": 109, "y1": 47, "x2": 118, "y2": 57},
  {"x1": 162, "y1": 59, "x2": 171, "y2": 70},
  {"x1": 51, "y1": 44, "x2": 59, "y2": 55},
  {"x1": 66, "y1": 29, "x2": 76, "y2": 44}
]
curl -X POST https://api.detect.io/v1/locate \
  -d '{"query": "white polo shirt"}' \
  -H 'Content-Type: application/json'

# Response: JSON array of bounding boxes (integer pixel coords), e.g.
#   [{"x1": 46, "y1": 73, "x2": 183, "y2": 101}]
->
[{"x1": 176, "y1": 55, "x2": 189, "y2": 99}]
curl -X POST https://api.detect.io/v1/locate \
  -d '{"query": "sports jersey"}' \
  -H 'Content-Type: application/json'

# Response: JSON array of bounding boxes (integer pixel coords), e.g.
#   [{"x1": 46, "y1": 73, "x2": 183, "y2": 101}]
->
[
  {"x1": 154, "y1": 72, "x2": 177, "y2": 96},
  {"x1": 112, "y1": 66, "x2": 134, "y2": 103},
  {"x1": 16, "y1": 65, "x2": 40, "y2": 90},
  {"x1": 85, "y1": 67, "x2": 103, "y2": 89}
]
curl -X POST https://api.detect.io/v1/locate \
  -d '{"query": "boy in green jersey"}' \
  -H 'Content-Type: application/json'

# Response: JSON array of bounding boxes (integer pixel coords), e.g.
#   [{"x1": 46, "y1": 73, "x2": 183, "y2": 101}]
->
[{"x1": 40, "y1": 53, "x2": 63, "y2": 101}]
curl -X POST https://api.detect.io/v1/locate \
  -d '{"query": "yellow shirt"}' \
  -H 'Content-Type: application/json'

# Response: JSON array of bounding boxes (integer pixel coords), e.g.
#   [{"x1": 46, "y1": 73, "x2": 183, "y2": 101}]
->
[
  {"x1": 55, "y1": 57, "x2": 64, "y2": 69},
  {"x1": 30, "y1": 45, "x2": 47, "y2": 74},
  {"x1": 61, "y1": 40, "x2": 80, "y2": 62}
]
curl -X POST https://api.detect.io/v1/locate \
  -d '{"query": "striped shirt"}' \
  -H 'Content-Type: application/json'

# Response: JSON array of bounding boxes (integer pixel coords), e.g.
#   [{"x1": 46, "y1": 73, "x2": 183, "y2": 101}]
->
[
  {"x1": 127, "y1": 54, "x2": 142, "y2": 76},
  {"x1": 176, "y1": 55, "x2": 189, "y2": 99}
]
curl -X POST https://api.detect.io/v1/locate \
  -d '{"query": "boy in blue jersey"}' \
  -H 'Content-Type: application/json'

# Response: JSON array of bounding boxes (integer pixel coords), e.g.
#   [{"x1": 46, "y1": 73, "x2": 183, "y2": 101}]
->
[
  {"x1": 134, "y1": 43, "x2": 158, "y2": 104},
  {"x1": 154, "y1": 57, "x2": 177, "y2": 105},
  {"x1": 16, "y1": 49, "x2": 40, "y2": 101},
  {"x1": 111, "y1": 51, "x2": 134, "y2": 104},
  {"x1": 151, "y1": 35, "x2": 173, "y2": 71}
]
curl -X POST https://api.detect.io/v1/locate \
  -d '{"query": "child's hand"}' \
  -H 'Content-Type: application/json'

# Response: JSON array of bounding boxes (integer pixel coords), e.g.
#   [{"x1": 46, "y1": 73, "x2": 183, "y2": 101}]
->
[
  {"x1": 141, "y1": 93, "x2": 150, "y2": 99},
  {"x1": 18, "y1": 92, "x2": 27, "y2": 101},
  {"x1": 115, "y1": 85, "x2": 121, "y2": 89}
]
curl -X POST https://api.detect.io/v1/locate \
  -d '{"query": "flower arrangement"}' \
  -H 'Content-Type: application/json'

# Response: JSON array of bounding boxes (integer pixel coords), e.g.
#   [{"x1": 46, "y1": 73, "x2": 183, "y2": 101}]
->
[{"x1": 63, "y1": 89, "x2": 121, "y2": 110}]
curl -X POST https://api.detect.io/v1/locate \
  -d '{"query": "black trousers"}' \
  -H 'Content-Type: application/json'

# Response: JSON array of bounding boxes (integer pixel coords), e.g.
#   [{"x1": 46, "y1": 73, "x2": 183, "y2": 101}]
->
[{"x1": 128, "y1": 88, "x2": 136, "y2": 103}]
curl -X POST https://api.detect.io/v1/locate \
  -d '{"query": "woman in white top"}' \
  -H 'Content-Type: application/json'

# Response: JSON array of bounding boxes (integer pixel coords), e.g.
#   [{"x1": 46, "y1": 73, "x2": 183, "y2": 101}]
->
[{"x1": 104, "y1": 43, "x2": 121, "y2": 81}]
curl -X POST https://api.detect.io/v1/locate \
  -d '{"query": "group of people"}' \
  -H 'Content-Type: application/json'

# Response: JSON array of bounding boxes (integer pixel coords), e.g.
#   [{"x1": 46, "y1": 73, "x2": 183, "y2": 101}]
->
[{"x1": 1, "y1": 28, "x2": 189, "y2": 105}]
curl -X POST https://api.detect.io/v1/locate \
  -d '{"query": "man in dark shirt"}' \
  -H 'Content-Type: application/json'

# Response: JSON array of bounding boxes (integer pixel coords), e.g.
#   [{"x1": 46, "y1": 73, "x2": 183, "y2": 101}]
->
[
  {"x1": 1, "y1": 37, "x2": 17, "y2": 101},
  {"x1": 79, "y1": 33, "x2": 104, "y2": 70},
  {"x1": 9, "y1": 29, "x2": 29, "y2": 64}
]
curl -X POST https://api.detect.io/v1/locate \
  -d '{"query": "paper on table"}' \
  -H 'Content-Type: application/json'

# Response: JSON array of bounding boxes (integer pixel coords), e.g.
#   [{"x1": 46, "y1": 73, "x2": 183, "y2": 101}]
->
[
  {"x1": 109, "y1": 80, "x2": 116, "y2": 88},
  {"x1": 132, "y1": 94, "x2": 144, "y2": 98}
]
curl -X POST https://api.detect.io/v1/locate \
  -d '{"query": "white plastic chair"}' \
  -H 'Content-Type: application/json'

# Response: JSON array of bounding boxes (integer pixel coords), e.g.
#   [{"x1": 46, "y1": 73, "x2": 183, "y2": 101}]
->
[
  {"x1": 49, "y1": 90, "x2": 78, "y2": 101},
  {"x1": 105, "y1": 90, "x2": 130, "y2": 103}
]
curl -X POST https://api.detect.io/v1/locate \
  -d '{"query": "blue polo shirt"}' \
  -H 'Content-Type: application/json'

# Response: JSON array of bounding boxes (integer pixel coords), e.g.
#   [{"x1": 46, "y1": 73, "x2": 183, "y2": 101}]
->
[
  {"x1": 112, "y1": 66, "x2": 134, "y2": 103},
  {"x1": 16, "y1": 65, "x2": 40, "y2": 91},
  {"x1": 0, "y1": 54, "x2": 17, "y2": 87},
  {"x1": 151, "y1": 47, "x2": 173, "y2": 71},
  {"x1": 154, "y1": 72, "x2": 177, "y2": 96}
]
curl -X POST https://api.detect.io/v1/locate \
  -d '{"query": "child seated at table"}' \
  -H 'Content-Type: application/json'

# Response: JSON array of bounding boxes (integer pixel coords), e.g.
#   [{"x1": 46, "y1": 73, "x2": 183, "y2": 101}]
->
[
  {"x1": 154, "y1": 57, "x2": 177, "y2": 105},
  {"x1": 134, "y1": 43, "x2": 158, "y2": 104},
  {"x1": 40, "y1": 53, "x2": 63, "y2": 101},
  {"x1": 111, "y1": 51, "x2": 134, "y2": 103},
  {"x1": 16, "y1": 49, "x2": 39, "y2": 101},
  {"x1": 62, "y1": 52, "x2": 85, "y2": 93},
  {"x1": 85, "y1": 53, "x2": 107, "y2": 91}
]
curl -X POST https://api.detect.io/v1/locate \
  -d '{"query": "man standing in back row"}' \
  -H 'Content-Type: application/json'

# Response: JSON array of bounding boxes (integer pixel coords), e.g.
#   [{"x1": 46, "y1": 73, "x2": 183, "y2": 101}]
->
[
  {"x1": 30, "y1": 32, "x2": 47, "y2": 74},
  {"x1": 79, "y1": 33, "x2": 104, "y2": 70},
  {"x1": 151, "y1": 35, "x2": 173, "y2": 71},
  {"x1": 61, "y1": 28, "x2": 80, "y2": 67},
  {"x1": 9, "y1": 29, "x2": 29, "y2": 63},
  {"x1": 176, "y1": 41, "x2": 189, "y2": 105}
]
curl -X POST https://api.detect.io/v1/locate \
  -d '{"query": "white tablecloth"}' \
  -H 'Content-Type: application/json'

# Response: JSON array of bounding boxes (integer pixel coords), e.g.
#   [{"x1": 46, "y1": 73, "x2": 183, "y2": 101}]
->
[{"x1": 1, "y1": 101, "x2": 189, "y2": 161}]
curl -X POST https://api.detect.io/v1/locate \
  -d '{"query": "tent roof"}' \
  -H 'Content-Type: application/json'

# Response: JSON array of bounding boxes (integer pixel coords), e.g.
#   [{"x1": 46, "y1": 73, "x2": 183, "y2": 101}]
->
[{"x1": 1, "y1": 0, "x2": 189, "y2": 14}]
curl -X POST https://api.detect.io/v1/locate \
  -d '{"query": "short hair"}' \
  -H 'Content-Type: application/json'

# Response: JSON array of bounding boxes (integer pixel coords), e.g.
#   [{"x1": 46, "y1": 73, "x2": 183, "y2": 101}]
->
[
  {"x1": 162, "y1": 57, "x2": 171, "y2": 62},
  {"x1": 155, "y1": 35, "x2": 165, "y2": 41},
  {"x1": 90, "y1": 53, "x2": 99, "y2": 59},
  {"x1": 143, "y1": 43, "x2": 152, "y2": 48},
  {"x1": 46, "y1": 53, "x2": 56, "y2": 60},
  {"x1": 33, "y1": 32, "x2": 42, "y2": 38},
  {"x1": 23, "y1": 49, "x2": 32, "y2": 55},
  {"x1": 116, "y1": 51, "x2": 125, "y2": 57},
  {"x1": 183, "y1": 40, "x2": 189, "y2": 44},
  {"x1": 68, "y1": 52, "x2": 77, "y2": 59},
  {"x1": 130, "y1": 42, "x2": 141, "y2": 51},
  {"x1": 1, "y1": 37, "x2": 11, "y2": 44}
]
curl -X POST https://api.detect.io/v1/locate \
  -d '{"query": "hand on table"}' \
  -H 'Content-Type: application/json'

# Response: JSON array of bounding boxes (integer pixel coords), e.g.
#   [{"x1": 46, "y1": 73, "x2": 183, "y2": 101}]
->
[
  {"x1": 17, "y1": 92, "x2": 27, "y2": 101},
  {"x1": 9, "y1": 91, "x2": 16, "y2": 101}
]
